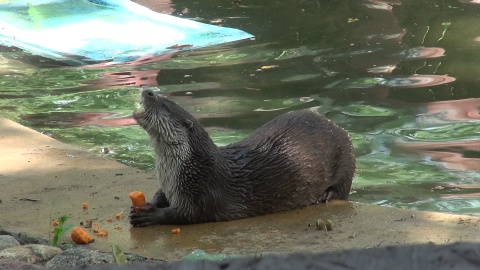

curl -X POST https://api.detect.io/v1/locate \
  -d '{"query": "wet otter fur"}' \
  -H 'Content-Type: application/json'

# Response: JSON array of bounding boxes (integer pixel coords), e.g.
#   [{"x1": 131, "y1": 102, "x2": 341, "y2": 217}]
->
[{"x1": 130, "y1": 88, "x2": 355, "y2": 226}]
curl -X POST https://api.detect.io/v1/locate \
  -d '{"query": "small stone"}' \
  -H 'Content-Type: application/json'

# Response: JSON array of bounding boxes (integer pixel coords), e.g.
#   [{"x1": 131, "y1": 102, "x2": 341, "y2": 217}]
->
[
  {"x1": 325, "y1": 219, "x2": 334, "y2": 230},
  {"x1": 0, "y1": 235, "x2": 20, "y2": 251},
  {"x1": 316, "y1": 219, "x2": 327, "y2": 236},
  {"x1": 315, "y1": 219, "x2": 326, "y2": 230},
  {"x1": 0, "y1": 244, "x2": 61, "y2": 264}
]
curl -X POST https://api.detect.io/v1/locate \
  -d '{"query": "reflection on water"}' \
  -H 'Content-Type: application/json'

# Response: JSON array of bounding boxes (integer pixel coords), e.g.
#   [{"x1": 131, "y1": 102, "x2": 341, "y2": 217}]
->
[{"x1": 1, "y1": 0, "x2": 480, "y2": 215}]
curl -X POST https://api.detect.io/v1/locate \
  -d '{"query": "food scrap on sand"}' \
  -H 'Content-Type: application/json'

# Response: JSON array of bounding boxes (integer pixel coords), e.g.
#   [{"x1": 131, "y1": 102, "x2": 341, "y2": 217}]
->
[
  {"x1": 116, "y1": 211, "x2": 125, "y2": 219},
  {"x1": 93, "y1": 223, "x2": 109, "y2": 237},
  {"x1": 71, "y1": 227, "x2": 93, "y2": 244},
  {"x1": 82, "y1": 202, "x2": 89, "y2": 209},
  {"x1": 83, "y1": 219, "x2": 93, "y2": 228},
  {"x1": 171, "y1": 228, "x2": 181, "y2": 234}
]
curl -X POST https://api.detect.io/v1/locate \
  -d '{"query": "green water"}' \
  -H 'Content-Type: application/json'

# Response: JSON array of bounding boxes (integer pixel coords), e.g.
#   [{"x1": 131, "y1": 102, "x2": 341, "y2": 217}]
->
[{"x1": 1, "y1": 0, "x2": 480, "y2": 215}]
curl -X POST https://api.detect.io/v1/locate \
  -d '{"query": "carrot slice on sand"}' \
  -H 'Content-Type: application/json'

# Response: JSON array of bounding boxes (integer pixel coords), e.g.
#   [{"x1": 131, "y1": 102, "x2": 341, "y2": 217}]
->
[{"x1": 71, "y1": 227, "x2": 93, "y2": 244}]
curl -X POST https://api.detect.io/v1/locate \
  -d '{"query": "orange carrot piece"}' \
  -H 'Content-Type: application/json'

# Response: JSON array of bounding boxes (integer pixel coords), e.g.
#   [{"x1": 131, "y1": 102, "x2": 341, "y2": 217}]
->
[
  {"x1": 71, "y1": 227, "x2": 92, "y2": 244},
  {"x1": 129, "y1": 191, "x2": 146, "y2": 212}
]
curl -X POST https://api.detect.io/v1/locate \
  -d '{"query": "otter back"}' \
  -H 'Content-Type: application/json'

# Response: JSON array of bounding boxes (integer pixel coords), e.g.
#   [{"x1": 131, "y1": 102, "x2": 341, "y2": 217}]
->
[{"x1": 215, "y1": 110, "x2": 355, "y2": 219}]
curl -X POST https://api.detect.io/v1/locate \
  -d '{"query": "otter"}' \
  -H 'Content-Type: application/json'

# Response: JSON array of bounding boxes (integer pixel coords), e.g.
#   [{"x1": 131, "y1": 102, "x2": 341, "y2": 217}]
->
[{"x1": 130, "y1": 87, "x2": 355, "y2": 226}]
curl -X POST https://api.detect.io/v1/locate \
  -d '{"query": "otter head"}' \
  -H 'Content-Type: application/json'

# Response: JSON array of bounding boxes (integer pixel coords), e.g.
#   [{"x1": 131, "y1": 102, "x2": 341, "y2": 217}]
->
[{"x1": 133, "y1": 87, "x2": 194, "y2": 147}]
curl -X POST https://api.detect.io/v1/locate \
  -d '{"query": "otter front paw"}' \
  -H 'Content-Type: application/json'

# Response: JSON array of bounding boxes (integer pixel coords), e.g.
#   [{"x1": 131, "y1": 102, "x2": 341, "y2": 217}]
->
[{"x1": 129, "y1": 203, "x2": 162, "y2": 227}]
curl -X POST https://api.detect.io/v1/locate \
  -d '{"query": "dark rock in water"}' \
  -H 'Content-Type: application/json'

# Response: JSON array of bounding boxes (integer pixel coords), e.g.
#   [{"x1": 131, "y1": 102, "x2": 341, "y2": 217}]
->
[
  {"x1": 0, "y1": 244, "x2": 61, "y2": 264},
  {"x1": 72, "y1": 242, "x2": 480, "y2": 270},
  {"x1": 0, "y1": 235, "x2": 20, "y2": 251},
  {"x1": 123, "y1": 253, "x2": 164, "y2": 264},
  {"x1": 0, "y1": 258, "x2": 44, "y2": 269}
]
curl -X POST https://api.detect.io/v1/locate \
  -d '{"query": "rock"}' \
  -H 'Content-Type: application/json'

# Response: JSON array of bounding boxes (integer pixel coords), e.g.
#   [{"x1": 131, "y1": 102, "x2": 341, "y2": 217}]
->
[
  {"x1": 0, "y1": 235, "x2": 20, "y2": 251},
  {"x1": 124, "y1": 253, "x2": 163, "y2": 264},
  {"x1": 45, "y1": 247, "x2": 162, "y2": 268},
  {"x1": 0, "y1": 244, "x2": 61, "y2": 264},
  {"x1": 0, "y1": 258, "x2": 45, "y2": 269},
  {"x1": 0, "y1": 258, "x2": 44, "y2": 269},
  {"x1": 0, "y1": 230, "x2": 49, "y2": 246},
  {"x1": 71, "y1": 242, "x2": 480, "y2": 270},
  {"x1": 45, "y1": 248, "x2": 114, "y2": 269}
]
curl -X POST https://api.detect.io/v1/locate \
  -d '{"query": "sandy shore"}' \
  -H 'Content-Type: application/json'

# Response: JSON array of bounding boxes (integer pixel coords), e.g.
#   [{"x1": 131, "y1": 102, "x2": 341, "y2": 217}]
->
[{"x1": 1, "y1": 116, "x2": 479, "y2": 260}]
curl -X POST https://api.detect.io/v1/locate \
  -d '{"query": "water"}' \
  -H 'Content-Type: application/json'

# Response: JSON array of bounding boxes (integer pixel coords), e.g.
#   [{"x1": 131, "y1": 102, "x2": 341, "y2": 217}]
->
[{"x1": 1, "y1": 0, "x2": 480, "y2": 215}]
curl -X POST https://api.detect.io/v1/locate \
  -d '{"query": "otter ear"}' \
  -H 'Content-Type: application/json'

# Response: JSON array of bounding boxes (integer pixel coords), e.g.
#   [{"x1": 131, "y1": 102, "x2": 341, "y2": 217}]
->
[{"x1": 183, "y1": 119, "x2": 194, "y2": 130}]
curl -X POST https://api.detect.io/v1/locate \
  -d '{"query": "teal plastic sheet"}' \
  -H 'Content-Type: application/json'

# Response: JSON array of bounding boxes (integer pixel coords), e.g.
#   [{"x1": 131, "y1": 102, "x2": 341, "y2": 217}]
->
[{"x1": 0, "y1": 0, "x2": 253, "y2": 65}]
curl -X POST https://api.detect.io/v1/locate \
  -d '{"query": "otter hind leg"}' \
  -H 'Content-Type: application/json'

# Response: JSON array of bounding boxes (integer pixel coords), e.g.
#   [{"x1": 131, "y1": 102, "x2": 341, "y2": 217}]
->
[
  {"x1": 319, "y1": 182, "x2": 350, "y2": 203},
  {"x1": 320, "y1": 187, "x2": 340, "y2": 203}
]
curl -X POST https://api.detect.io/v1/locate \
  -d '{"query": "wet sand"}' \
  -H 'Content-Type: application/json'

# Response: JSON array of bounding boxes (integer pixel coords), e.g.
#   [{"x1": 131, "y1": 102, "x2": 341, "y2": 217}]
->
[{"x1": 1, "y1": 116, "x2": 479, "y2": 260}]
